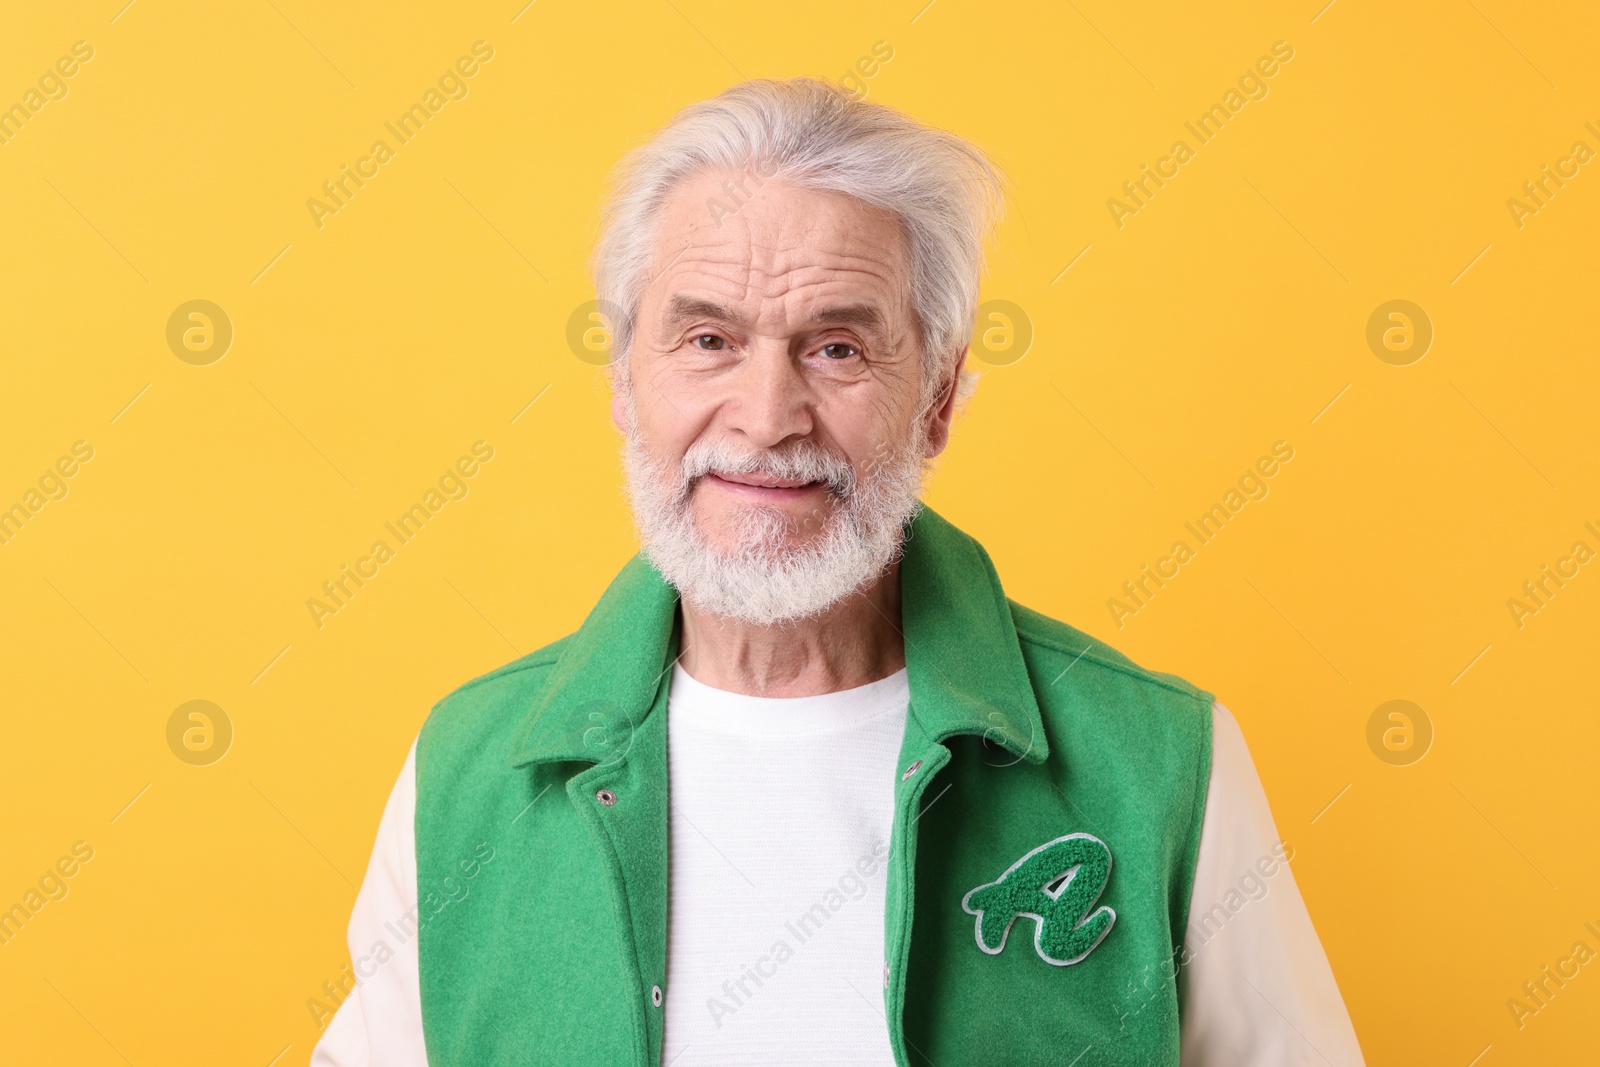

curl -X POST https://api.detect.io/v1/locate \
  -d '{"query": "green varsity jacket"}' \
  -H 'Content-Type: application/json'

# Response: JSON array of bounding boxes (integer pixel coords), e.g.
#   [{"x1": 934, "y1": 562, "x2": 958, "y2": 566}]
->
[{"x1": 414, "y1": 506, "x2": 1214, "y2": 1066}]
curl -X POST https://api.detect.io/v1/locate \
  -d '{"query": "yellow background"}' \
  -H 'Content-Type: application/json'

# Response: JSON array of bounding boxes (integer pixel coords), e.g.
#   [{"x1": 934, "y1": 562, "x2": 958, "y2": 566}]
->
[{"x1": 2, "y1": 0, "x2": 1596, "y2": 1063}]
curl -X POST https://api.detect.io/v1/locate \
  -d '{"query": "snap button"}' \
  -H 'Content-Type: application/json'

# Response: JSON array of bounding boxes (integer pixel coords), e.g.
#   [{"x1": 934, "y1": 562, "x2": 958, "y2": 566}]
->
[
  {"x1": 651, "y1": 984, "x2": 663, "y2": 1007},
  {"x1": 596, "y1": 788, "x2": 616, "y2": 807},
  {"x1": 901, "y1": 759, "x2": 922, "y2": 781}
]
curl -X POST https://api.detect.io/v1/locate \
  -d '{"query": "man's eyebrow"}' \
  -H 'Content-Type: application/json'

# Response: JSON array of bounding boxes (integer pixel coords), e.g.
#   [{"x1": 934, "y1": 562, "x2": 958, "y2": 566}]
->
[
  {"x1": 659, "y1": 297, "x2": 891, "y2": 339},
  {"x1": 806, "y1": 303, "x2": 888, "y2": 336},
  {"x1": 662, "y1": 296, "x2": 743, "y2": 329}
]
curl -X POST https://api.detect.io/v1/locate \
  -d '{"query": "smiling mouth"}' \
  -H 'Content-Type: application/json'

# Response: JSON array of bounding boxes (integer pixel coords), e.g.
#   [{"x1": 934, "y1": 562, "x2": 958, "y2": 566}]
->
[{"x1": 703, "y1": 471, "x2": 827, "y2": 496}]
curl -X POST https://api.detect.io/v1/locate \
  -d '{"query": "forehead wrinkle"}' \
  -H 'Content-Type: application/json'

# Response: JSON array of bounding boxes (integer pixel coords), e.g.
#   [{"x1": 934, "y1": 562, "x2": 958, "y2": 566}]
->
[
  {"x1": 646, "y1": 195, "x2": 913, "y2": 344},
  {"x1": 654, "y1": 212, "x2": 903, "y2": 281},
  {"x1": 648, "y1": 168, "x2": 909, "y2": 277},
  {"x1": 657, "y1": 260, "x2": 905, "y2": 340},
  {"x1": 744, "y1": 235, "x2": 903, "y2": 283}
]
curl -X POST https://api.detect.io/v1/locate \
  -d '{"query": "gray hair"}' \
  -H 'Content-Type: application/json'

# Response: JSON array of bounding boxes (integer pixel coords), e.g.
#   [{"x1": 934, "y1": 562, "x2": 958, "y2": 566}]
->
[{"x1": 591, "y1": 77, "x2": 1005, "y2": 406}]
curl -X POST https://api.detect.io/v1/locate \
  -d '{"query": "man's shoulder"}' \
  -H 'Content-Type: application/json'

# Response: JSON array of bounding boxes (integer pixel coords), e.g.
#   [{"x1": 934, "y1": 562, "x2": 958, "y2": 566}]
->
[
  {"x1": 1007, "y1": 598, "x2": 1214, "y2": 713},
  {"x1": 420, "y1": 632, "x2": 575, "y2": 750},
  {"x1": 1008, "y1": 599, "x2": 1213, "y2": 835}
]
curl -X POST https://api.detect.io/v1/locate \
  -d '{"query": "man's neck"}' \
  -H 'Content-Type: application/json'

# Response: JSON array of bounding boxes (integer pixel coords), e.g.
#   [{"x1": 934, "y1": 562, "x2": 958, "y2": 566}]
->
[{"x1": 676, "y1": 563, "x2": 906, "y2": 698}]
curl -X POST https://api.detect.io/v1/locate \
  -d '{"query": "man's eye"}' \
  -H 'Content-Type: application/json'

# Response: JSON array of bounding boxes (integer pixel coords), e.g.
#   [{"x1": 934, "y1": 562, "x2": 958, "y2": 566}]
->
[
  {"x1": 821, "y1": 342, "x2": 858, "y2": 360},
  {"x1": 692, "y1": 334, "x2": 726, "y2": 351}
]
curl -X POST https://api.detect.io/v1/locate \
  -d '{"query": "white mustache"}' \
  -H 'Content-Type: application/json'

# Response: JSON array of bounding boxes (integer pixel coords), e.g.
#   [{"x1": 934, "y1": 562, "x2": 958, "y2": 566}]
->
[
  {"x1": 680, "y1": 438, "x2": 857, "y2": 496},
  {"x1": 622, "y1": 423, "x2": 928, "y2": 625}
]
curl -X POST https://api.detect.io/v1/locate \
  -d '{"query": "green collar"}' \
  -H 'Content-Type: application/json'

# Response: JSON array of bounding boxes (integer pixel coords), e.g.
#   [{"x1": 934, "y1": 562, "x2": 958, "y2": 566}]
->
[{"x1": 507, "y1": 506, "x2": 1049, "y2": 768}]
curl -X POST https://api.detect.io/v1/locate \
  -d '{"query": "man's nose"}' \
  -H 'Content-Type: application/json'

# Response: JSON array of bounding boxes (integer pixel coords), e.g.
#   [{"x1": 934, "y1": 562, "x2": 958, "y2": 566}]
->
[{"x1": 723, "y1": 344, "x2": 814, "y2": 448}]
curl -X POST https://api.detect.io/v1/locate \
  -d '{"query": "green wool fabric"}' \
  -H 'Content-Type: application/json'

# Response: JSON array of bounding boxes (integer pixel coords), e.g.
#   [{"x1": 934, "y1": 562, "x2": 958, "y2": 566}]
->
[
  {"x1": 963, "y1": 832, "x2": 1117, "y2": 965},
  {"x1": 415, "y1": 507, "x2": 1213, "y2": 1066}
]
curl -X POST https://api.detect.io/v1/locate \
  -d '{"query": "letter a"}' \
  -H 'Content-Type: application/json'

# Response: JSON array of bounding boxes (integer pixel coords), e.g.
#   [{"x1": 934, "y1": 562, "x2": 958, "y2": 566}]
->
[
  {"x1": 1107, "y1": 197, "x2": 1139, "y2": 230},
  {"x1": 308, "y1": 597, "x2": 339, "y2": 629},
  {"x1": 308, "y1": 197, "x2": 340, "y2": 229},
  {"x1": 1107, "y1": 597, "x2": 1139, "y2": 629}
]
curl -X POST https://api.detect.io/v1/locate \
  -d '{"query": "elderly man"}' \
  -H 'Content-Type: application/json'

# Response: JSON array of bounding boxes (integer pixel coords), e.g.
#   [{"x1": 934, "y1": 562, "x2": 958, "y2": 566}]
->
[{"x1": 313, "y1": 78, "x2": 1364, "y2": 1066}]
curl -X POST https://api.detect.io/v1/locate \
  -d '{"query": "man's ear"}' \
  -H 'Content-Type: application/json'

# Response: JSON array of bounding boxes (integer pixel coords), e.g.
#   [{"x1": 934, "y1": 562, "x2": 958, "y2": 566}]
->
[{"x1": 923, "y1": 348, "x2": 966, "y2": 458}]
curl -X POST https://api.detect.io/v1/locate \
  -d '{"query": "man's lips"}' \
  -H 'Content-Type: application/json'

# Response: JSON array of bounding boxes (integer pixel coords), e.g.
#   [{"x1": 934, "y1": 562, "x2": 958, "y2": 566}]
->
[
  {"x1": 709, "y1": 470, "x2": 819, "y2": 489},
  {"x1": 702, "y1": 471, "x2": 826, "y2": 497}
]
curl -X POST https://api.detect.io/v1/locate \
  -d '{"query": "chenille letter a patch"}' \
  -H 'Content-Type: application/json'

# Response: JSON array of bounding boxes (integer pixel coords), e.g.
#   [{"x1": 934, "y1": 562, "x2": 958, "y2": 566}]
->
[{"x1": 961, "y1": 832, "x2": 1116, "y2": 966}]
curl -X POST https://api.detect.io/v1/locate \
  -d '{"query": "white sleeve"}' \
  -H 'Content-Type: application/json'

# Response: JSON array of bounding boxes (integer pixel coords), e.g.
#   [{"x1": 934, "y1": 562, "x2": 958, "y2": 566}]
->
[
  {"x1": 1178, "y1": 702, "x2": 1365, "y2": 1066},
  {"x1": 311, "y1": 740, "x2": 430, "y2": 1067}
]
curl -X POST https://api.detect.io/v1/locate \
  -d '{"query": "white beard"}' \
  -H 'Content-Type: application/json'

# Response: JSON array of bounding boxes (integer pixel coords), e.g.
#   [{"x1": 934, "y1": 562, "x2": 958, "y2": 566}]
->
[{"x1": 621, "y1": 422, "x2": 929, "y2": 626}]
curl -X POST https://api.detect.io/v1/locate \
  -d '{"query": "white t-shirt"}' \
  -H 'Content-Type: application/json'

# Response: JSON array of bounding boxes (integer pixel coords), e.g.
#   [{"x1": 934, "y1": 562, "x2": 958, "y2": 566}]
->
[
  {"x1": 663, "y1": 664, "x2": 908, "y2": 1064},
  {"x1": 312, "y1": 669, "x2": 1365, "y2": 1066}
]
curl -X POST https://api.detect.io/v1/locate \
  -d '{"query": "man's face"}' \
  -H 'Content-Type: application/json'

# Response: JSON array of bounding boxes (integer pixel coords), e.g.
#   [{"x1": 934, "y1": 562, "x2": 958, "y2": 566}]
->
[{"x1": 611, "y1": 170, "x2": 960, "y2": 620}]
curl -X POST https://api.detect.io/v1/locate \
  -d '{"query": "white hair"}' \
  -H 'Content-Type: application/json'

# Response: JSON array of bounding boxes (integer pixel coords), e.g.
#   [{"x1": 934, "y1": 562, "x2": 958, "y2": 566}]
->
[{"x1": 590, "y1": 76, "x2": 1005, "y2": 403}]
